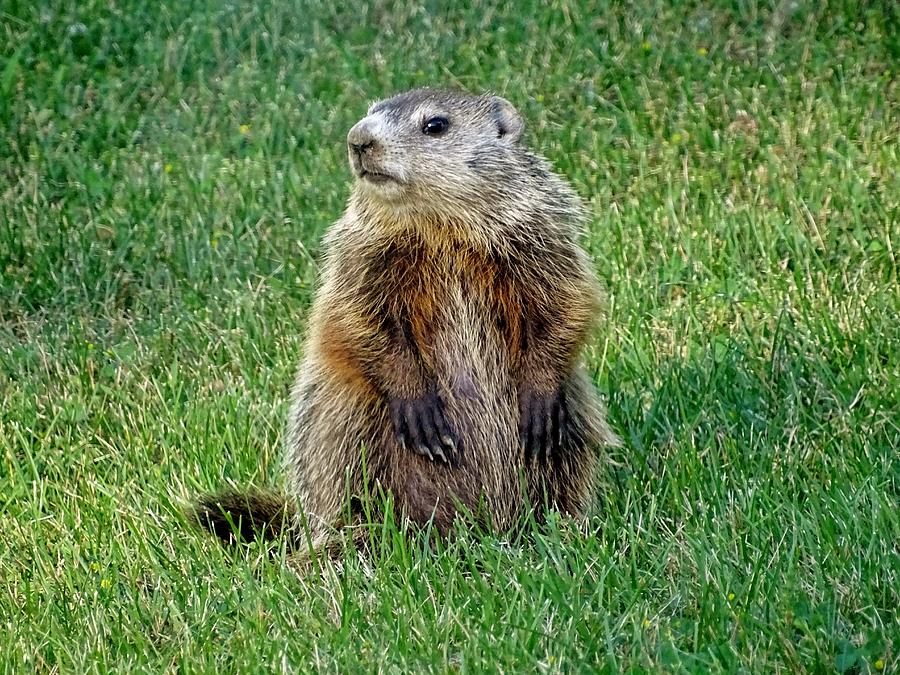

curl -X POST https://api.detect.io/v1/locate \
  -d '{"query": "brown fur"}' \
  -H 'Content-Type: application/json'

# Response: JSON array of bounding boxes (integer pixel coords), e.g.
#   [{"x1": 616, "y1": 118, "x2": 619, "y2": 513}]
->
[{"x1": 196, "y1": 88, "x2": 618, "y2": 556}]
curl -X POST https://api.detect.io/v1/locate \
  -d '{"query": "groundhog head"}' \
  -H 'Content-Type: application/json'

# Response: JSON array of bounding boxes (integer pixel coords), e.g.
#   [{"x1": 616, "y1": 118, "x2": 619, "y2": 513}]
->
[{"x1": 346, "y1": 88, "x2": 526, "y2": 213}]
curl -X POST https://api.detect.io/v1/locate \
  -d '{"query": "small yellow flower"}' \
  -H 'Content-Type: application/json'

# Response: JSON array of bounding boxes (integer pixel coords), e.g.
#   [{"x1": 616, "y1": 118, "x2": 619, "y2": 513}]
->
[
  {"x1": 89, "y1": 562, "x2": 100, "y2": 573},
  {"x1": 727, "y1": 592, "x2": 736, "y2": 602},
  {"x1": 670, "y1": 132, "x2": 683, "y2": 144},
  {"x1": 874, "y1": 659, "x2": 884, "y2": 671},
  {"x1": 100, "y1": 578, "x2": 112, "y2": 589},
  {"x1": 696, "y1": 47, "x2": 708, "y2": 56},
  {"x1": 642, "y1": 618, "x2": 652, "y2": 629},
  {"x1": 239, "y1": 123, "x2": 251, "y2": 135},
  {"x1": 642, "y1": 40, "x2": 652, "y2": 52},
  {"x1": 535, "y1": 94, "x2": 544, "y2": 103},
  {"x1": 164, "y1": 163, "x2": 173, "y2": 174}
]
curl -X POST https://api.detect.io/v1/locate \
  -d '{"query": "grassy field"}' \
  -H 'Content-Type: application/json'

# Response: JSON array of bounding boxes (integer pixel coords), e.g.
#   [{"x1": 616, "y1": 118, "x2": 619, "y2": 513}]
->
[{"x1": 1, "y1": 0, "x2": 898, "y2": 671}]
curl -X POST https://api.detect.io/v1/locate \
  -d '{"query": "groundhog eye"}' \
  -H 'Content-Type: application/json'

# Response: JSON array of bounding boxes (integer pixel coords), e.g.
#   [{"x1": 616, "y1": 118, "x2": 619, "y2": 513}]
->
[{"x1": 422, "y1": 116, "x2": 450, "y2": 135}]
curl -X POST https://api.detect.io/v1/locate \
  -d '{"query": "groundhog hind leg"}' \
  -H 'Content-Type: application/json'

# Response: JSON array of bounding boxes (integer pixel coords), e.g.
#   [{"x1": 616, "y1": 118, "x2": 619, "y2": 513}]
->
[{"x1": 283, "y1": 373, "x2": 386, "y2": 543}]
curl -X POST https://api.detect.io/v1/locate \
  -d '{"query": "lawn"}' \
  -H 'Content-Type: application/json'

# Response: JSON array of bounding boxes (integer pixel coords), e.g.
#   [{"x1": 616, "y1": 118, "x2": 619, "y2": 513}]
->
[{"x1": 1, "y1": 0, "x2": 898, "y2": 671}]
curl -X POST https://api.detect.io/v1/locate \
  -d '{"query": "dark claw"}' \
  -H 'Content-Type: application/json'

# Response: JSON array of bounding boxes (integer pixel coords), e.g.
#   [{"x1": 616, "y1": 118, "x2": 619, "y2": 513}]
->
[
  {"x1": 389, "y1": 392, "x2": 460, "y2": 465},
  {"x1": 419, "y1": 405, "x2": 447, "y2": 463},
  {"x1": 390, "y1": 399, "x2": 409, "y2": 450},
  {"x1": 427, "y1": 406, "x2": 457, "y2": 463},
  {"x1": 530, "y1": 395, "x2": 545, "y2": 463},
  {"x1": 552, "y1": 390, "x2": 566, "y2": 454},
  {"x1": 431, "y1": 403, "x2": 456, "y2": 449},
  {"x1": 404, "y1": 401, "x2": 429, "y2": 459},
  {"x1": 519, "y1": 387, "x2": 567, "y2": 463},
  {"x1": 548, "y1": 397, "x2": 559, "y2": 457},
  {"x1": 430, "y1": 439, "x2": 448, "y2": 464}
]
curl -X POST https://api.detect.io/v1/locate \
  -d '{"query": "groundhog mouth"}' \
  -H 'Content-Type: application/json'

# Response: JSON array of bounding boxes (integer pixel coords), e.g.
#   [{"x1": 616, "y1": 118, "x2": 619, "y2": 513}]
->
[{"x1": 358, "y1": 169, "x2": 397, "y2": 184}]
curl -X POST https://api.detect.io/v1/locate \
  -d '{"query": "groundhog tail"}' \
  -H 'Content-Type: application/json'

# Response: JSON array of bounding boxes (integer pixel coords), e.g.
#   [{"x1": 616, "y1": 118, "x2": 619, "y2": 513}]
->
[{"x1": 193, "y1": 489, "x2": 295, "y2": 545}]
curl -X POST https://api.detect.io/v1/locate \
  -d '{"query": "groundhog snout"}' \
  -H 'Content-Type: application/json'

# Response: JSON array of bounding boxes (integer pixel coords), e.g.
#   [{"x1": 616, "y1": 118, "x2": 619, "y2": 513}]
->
[{"x1": 347, "y1": 119, "x2": 379, "y2": 158}]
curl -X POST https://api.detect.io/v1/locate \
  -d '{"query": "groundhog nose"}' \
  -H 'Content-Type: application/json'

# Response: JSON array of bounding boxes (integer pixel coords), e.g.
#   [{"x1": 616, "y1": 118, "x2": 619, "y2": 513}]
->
[{"x1": 347, "y1": 120, "x2": 377, "y2": 156}]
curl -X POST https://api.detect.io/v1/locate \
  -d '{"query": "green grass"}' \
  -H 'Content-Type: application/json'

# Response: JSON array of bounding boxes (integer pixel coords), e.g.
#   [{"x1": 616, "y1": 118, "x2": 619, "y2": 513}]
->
[{"x1": 1, "y1": 0, "x2": 898, "y2": 671}]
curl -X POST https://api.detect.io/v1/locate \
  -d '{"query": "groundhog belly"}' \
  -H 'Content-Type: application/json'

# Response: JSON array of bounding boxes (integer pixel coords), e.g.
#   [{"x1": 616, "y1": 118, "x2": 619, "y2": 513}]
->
[
  {"x1": 382, "y1": 282, "x2": 525, "y2": 532},
  {"x1": 430, "y1": 283, "x2": 517, "y2": 448}
]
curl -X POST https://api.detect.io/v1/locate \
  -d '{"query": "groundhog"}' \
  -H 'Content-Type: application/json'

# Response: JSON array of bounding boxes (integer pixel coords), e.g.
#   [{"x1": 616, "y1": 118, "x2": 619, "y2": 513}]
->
[{"x1": 196, "y1": 87, "x2": 618, "y2": 555}]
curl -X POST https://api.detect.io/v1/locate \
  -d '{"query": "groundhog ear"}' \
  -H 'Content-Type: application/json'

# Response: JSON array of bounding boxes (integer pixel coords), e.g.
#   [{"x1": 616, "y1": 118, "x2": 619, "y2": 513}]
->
[{"x1": 491, "y1": 96, "x2": 524, "y2": 143}]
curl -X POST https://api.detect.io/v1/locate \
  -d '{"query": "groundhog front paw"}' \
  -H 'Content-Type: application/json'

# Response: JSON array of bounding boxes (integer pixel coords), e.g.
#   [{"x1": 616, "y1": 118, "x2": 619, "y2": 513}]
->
[
  {"x1": 389, "y1": 392, "x2": 461, "y2": 465},
  {"x1": 519, "y1": 387, "x2": 567, "y2": 463}
]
